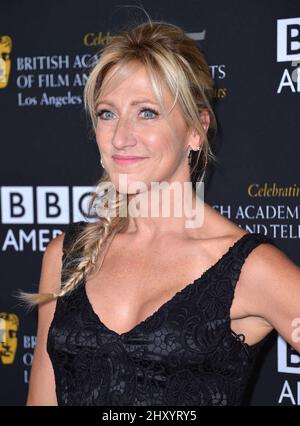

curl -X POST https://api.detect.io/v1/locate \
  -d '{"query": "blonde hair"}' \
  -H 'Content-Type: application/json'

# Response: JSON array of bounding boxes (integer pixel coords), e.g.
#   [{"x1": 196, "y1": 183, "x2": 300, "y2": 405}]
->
[{"x1": 17, "y1": 14, "x2": 218, "y2": 308}]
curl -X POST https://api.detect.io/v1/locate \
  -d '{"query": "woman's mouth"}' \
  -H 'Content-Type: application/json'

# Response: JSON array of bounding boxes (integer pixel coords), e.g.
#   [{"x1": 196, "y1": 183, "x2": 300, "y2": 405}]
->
[{"x1": 112, "y1": 155, "x2": 147, "y2": 166}]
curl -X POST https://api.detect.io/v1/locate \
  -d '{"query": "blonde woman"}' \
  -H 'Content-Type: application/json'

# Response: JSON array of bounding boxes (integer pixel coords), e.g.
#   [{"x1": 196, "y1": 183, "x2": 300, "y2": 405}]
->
[{"x1": 22, "y1": 18, "x2": 300, "y2": 406}]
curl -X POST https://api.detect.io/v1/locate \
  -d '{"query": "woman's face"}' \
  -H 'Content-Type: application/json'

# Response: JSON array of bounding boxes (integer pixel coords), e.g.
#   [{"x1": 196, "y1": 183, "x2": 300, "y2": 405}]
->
[{"x1": 95, "y1": 62, "x2": 203, "y2": 194}]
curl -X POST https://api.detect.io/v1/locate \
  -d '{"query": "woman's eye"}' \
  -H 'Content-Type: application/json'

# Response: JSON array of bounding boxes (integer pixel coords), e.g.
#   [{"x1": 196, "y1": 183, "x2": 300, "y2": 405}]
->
[
  {"x1": 140, "y1": 108, "x2": 158, "y2": 119},
  {"x1": 96, "y1": 110, "x2": 113, "y2": 120},
  {"x1": 96, "y1": 108, "x2": 158, "y2": 120}
]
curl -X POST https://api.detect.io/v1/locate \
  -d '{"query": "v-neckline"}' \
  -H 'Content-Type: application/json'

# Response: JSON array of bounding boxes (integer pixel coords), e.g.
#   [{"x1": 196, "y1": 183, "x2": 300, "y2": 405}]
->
[{"x1": 81, "y1": 231, "x2": 251, "y2": 338}]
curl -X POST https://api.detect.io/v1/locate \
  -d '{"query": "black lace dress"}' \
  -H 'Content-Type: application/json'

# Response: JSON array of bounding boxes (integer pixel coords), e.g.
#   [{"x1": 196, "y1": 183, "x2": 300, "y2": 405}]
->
[{"x1": 47, "y1": 221, "x2": 275, "y2": 406}]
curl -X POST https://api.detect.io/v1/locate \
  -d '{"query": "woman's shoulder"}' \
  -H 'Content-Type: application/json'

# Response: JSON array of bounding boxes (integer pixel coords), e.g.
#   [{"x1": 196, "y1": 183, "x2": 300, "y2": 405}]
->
[
  {"x1": 201, "y1": 202, "x2": 248, "y2": 243},
  {"x1": 45, "y1": 221, "x2": 87, "y2": 262},
  {"x1": 45, "y1": 231, "x2": 65, "y2": 260},
  {"x1": 199, "y1": 203, "x2": 278, "y2": 267}
]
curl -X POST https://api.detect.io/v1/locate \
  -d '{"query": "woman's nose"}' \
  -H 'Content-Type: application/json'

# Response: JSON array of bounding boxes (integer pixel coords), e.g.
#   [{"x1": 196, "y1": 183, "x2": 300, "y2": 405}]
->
[{"x1": 111, "y1": 115, "x2": 138, "y2": 150}]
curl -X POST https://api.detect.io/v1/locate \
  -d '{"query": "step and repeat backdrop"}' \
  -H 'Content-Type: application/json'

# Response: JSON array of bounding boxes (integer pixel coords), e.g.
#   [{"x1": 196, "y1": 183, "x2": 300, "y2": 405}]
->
[{"x1": 0, "y1": 0, "x2": 299, "y2": 406}]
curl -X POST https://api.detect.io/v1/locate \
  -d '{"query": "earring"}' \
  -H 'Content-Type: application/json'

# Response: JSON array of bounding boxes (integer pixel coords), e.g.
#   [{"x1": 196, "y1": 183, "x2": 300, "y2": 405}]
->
[
  {"x1": 188, "y1": 145, "x2": 202, "y2": 166},
  {"x1": 100, "y1": 156, "x2": 105, "y2": 169},
  {"x1": 188, "y1": 148, "x2": 192, "y2": 166}
]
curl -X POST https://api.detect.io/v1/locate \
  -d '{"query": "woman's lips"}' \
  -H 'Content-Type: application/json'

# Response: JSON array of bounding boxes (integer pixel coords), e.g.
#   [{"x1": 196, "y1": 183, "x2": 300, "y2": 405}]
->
[{"x1": 112, "y1": 156, "x2": 147, "y2": 165}]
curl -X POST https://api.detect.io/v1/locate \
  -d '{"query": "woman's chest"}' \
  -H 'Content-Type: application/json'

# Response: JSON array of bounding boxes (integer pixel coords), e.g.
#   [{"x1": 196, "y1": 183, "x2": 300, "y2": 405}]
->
[{"x1": 83, "y1": 236, "x2": 244, "y2": 336}]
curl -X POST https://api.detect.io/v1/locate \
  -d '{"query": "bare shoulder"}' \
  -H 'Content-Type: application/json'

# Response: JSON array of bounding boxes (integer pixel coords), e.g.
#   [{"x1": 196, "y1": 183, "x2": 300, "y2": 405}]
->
[
  {"x1": 201, "y1": 202, "x2": 248, "y2": 245},
  {"x1": 235, "y1": 236, "x2": 300, "y2": 350},
  {"x1": 202, "y1": 203, "x2": 299, "y2": 285},
  {"x1": 239, "y1": 239, "x2": 299, "y2": 288},
  {"x1": 209, "y1": 205, "x2": 300, "y2": 350},
  {"x1": 45, "y1": 232, "x2": 65, "y2": 258},
  {"x1": 38, "y1": 232, "x2": 65, "y2": 294}
]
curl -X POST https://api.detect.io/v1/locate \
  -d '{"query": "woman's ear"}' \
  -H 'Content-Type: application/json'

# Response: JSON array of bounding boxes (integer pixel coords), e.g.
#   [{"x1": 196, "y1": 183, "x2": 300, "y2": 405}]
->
[
  {"x1": 187, "y1": 110, "x2": 210, "y2": 149},
  {"x1": 199, "y1": 110, "x2": 210, "y2": 134}
]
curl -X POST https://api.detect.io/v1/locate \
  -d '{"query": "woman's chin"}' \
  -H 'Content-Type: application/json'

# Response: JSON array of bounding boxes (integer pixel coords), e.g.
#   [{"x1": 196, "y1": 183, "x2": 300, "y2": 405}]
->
[{"x1": 110, "y1": 175, "x2": 149, "y2": 195}]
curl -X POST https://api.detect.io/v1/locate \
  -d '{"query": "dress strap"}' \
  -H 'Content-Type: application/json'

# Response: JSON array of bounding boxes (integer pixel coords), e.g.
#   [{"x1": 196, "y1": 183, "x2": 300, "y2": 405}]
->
[
  {"x1": 229, "y1": 232, "x2": 276, "y2": 291},
  {"x1": 62, "y1": 221, "x2": 86, "y2": 260},
  {"x1": 61, "y1": 221, "x2": 87, "y2": 284}
]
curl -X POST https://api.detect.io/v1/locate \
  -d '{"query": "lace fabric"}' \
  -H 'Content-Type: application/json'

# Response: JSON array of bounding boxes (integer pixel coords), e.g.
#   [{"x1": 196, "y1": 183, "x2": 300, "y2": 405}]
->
[{"x1": 47, "y1": 221, "x2": 275, "y2": 406}]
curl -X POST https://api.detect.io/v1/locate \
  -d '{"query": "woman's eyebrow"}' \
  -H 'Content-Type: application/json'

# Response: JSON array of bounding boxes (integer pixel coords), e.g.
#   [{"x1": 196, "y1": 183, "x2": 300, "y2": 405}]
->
[{"x1": 96, "y1": 99, "x2": 159, "y2": 106}]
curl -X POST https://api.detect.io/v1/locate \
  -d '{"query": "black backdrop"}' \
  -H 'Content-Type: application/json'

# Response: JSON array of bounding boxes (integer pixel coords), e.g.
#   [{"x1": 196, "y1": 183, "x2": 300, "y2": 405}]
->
[{"x1": 0, "y1": 0, "x2": 300, "y2": 406}]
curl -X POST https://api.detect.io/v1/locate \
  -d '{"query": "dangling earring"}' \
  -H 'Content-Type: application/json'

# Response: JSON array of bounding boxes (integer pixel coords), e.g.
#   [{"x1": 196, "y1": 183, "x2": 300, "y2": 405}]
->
[
  {"x1": 188, "y1": 148, "x2": 193, "y2": 166},
  {"x1": 188, "y1": 145, "x2": 202, "y2": 166},
  {"x1": 100, "y1": 156, "x2": 105, "y2": 169}
]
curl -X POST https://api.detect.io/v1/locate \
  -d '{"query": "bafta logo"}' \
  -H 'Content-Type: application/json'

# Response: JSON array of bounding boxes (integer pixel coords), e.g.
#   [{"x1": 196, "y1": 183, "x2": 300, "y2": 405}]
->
[
  {"x1": 0, "y1": 312, "x2": 19, "y2": 365},
  {"x1": 0, "y1": 35, "x2": 12, "y2": 89}
]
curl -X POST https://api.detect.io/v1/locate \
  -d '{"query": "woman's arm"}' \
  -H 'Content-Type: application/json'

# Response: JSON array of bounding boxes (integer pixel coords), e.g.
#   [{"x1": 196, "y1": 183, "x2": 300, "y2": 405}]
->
[
  {"x1": 26, "y1": 232, "x2": 65, "y2": 406},
  {"x1": 237, "y1": 242, "x2": 300, "y2": 353}
]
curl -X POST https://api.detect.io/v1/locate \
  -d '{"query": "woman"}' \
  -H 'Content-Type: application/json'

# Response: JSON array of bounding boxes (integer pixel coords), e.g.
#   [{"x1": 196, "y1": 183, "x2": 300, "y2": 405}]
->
[{"x1": 22, "y1": 19, "x2": 300, "y2": 406}]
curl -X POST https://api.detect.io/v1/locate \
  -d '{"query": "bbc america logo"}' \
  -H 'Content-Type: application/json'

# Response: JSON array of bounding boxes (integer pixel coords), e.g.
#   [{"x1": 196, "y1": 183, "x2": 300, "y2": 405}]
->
[
  {"x1": 277, "y1": 17, "x2": 300, "y2": 62},
  {"x1": 276, "y1": 17, "x2": 300, "y2": 94},
  {"x1": 0, "y1": 186, "x2": 94, "y2": 224}
]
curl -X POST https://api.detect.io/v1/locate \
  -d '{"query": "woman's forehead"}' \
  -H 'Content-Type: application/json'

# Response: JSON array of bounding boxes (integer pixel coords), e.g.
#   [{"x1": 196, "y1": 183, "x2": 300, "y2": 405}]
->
[
  {"x1": 98, "y1": 62, "x2": 176, "y2": 112},
  {"x1": 100, "y1": 62, "x2": 154, "y2": 97}
]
